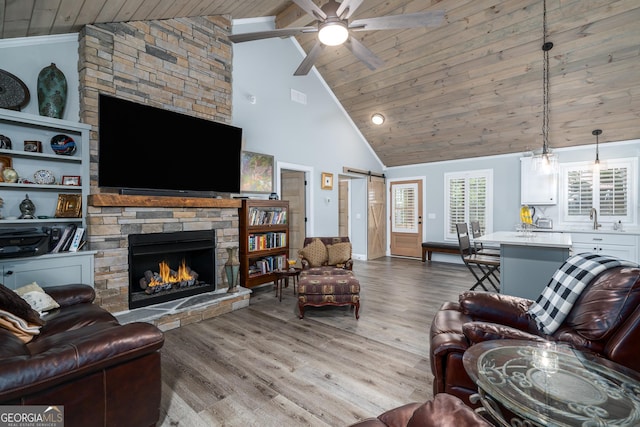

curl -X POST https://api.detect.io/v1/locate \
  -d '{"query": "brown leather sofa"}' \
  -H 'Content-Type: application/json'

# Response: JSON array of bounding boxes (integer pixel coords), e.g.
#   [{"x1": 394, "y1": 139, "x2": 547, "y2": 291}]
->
[
  {"x1": 347, "y1": 393, "x2": 491, "y2": 427},
  {"x1": 430, "y1": 265, "x2": 640, "y2": 407},
  {"x1": 0, "y1": 283, "x2": 165, "y2": 427}
]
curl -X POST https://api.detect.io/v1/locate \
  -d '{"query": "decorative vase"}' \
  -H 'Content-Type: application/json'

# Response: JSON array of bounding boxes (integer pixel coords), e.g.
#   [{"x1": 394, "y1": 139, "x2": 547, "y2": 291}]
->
[
  {"x1": 225, "y1": 247, "x2": 240, "y2": 293},
  {"x1": 37, "y1": 63, "x2": 67, "y2": 119}
]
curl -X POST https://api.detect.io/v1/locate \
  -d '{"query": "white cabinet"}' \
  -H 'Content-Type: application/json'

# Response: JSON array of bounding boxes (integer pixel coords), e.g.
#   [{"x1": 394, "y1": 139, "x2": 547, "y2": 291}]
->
[
  {"x1": 0, "y1": 109, "x2": 94, "y2": 285},
  {"x1": 0, "y1": 251, "x2": 96, "y2": 289},
  {"x1": 520, "y1": 157, "x2": 557, "y2": 205},
  {"x1": 571, "y1": 232, "x2": 638, "y2": 263}
]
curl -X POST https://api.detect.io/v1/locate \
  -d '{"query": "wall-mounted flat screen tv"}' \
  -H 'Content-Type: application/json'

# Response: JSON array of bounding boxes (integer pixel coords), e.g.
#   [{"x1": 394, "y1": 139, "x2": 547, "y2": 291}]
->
[{"x1": 98, "y1": 94, "x2": 242, "y2": 196}]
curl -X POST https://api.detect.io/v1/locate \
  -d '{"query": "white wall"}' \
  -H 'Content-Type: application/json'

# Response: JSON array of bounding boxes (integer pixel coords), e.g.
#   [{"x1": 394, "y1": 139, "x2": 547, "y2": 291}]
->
[
  {"x1": 231, "y1": 18, "x2": 384, "y2": 239},
  {"x1": 385, "y1": 139, "x2": 640, "y2": 258},
  {"x1": 0, "y1": 35, "x2": 80, "y2": 122}
]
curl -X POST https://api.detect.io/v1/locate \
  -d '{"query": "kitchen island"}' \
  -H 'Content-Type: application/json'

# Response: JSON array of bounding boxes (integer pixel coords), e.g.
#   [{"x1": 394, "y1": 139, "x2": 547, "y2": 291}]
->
[{"x1": 475, "y1": 231, "x2": 572, "y2": 299}]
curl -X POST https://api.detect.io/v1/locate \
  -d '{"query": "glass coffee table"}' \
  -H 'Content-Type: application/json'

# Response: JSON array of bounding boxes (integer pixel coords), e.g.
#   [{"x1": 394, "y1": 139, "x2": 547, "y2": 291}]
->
[{"x1": 463, "y1": 339, "x2": 640, "y2": 426}]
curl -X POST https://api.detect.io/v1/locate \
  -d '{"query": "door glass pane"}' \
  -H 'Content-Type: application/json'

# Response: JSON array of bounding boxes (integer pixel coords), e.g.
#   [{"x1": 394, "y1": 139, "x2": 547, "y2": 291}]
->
[{"x1": 392, "y1": 183, "x2": 418, "y2": 233}]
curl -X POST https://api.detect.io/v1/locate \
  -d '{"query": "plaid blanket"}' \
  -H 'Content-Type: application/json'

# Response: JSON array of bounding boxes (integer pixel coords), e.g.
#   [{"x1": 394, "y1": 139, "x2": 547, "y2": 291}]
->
[{"x1": 528, "y1": 252, "x2": 638, "y2": 335}]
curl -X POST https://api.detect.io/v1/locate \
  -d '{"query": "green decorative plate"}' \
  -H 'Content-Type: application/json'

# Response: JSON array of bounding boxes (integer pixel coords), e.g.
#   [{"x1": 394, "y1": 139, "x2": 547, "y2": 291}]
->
[{"x1": 0, "y1": 69, "x2": 30, "y2": 111}]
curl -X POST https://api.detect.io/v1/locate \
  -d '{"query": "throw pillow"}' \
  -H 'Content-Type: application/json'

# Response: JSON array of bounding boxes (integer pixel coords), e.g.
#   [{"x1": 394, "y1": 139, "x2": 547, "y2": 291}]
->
[
  {"x1": 15, "y1": 282, "x2": 60, "y2": 313},
  {"x1": 527, "y1": 253, "x2": 637, "y2": 335},
  {"x1": 0, "y1": 282, "x2": 44, "y2": 326},
  {"x1": 299, "y1": 238, "x2": 328, "y2": 267},
  {"x1": 0, "y1": 308, "x2": 41, "y2": 343},
  {"x1": 326, "y1": 242, "x2": 351, "y2": 265}
]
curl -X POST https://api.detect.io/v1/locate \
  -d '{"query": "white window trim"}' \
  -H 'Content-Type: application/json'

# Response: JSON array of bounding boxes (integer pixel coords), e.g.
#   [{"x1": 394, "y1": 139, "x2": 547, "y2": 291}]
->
[
  {"x1": 558, "y1": 157, "x2": 638, "y2": 228},
  {"x1": 444, "y1": 169, "x2": 494, "y2": 241}
]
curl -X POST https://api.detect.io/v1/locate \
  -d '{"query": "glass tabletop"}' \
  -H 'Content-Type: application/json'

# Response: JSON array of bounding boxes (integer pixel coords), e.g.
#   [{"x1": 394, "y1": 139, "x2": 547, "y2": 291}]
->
[{"x1": 463, "y1": 340, "x2": 640, "y2": 426}]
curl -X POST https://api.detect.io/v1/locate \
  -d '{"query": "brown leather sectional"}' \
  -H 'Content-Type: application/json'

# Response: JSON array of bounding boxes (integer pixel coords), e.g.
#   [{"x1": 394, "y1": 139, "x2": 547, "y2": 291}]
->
[
  {"x1": 0, "y1": 284, "x2": 165, "y2": 427},
  {"x1": 430, "y1": 265, "x2": 640, "y2": 407}
]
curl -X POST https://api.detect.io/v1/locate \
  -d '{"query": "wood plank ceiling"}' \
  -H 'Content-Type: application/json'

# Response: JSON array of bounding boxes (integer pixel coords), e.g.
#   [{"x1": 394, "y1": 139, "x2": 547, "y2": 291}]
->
[{"x1": 2, "y1": 0, "x2": 639, "y2": 167}]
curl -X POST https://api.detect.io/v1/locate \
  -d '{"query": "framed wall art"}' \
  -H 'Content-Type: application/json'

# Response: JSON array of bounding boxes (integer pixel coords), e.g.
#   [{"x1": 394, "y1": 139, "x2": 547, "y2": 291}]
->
[
  {"x1": 240, "y1": 151, "x2": 274, "y2": 193},
  {"x1": 321, "y1": 172, "x2": 333, "y2": 190},
  {"x1": 55, "y1": 194, "x2": 82, "y2": 218},
  {"x1": 62, "y1": 175, "x2": 81, "y2": 186}
]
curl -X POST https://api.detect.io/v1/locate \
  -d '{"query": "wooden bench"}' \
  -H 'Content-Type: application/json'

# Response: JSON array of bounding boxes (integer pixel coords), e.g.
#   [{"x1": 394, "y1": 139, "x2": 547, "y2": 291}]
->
[{"x1": 421, "y1": 242, "x2": 460, "y2": 262}]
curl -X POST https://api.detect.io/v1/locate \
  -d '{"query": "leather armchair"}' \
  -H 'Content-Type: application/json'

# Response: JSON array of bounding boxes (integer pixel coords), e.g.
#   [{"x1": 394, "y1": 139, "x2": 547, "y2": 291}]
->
[{"x1": 430, "y1": 265, "x2": 640, "y2": 406}]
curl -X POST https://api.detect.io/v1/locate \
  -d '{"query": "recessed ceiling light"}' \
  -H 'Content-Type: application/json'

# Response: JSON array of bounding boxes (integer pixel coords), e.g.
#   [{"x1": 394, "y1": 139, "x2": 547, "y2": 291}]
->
[{"x1": 371, "y1": 113, "x2": 385, "y2": 125}]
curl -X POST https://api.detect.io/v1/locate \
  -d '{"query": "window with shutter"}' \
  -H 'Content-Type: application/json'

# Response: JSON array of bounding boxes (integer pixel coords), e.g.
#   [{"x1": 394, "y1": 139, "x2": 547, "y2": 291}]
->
[
  {"x1": 392, "y1": 183, "x2": 418, "y2": 233},
  {"x1": 560, "y1": 158, "x2": 637, "y2": 225},
  {"x1": 444, "y1": 170, "x2": 493, "y2": 240}
]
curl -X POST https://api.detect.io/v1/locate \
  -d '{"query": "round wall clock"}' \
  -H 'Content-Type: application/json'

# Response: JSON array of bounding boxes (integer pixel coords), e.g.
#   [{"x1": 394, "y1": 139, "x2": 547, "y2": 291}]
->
[{"x1": 0, "y1": 69, "x2": 30, "y2": 111}]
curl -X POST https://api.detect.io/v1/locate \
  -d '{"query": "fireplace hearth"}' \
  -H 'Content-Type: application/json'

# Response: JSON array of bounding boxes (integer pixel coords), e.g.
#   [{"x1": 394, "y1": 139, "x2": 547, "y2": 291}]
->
[{"x1": 128, "y1": 230, "x2": 216, "y2": 309}]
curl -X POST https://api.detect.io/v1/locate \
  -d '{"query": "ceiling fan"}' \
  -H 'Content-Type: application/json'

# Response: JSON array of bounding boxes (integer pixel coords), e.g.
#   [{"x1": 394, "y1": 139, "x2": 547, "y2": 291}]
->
[{"x1": 228, "y1": 0, "x2": 444, "y2": 76}]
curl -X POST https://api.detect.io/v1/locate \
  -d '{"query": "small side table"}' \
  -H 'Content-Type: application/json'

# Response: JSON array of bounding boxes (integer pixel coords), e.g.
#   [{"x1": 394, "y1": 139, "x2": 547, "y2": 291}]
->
[{"x1": 274, "y1": 268, "x2": 301, "y2": 302}]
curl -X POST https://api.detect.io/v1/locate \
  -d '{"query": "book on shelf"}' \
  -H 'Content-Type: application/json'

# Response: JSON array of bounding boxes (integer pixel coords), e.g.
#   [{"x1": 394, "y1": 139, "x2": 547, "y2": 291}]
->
[
  {"x1": 68, "y1": 227, "x2": 85, "y2": 252},
  {"x1": 51, "y1": 224, "x2": 77, "y2": 253}
]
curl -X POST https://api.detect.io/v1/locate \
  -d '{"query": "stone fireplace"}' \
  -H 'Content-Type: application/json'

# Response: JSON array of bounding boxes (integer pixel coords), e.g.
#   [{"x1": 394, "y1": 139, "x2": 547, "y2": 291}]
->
[{"x1": 77, "y1": 16, "x2": 239, "y2": 329}]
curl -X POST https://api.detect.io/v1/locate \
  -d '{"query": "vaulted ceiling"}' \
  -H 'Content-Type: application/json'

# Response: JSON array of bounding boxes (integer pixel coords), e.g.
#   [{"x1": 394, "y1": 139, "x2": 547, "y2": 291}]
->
[{"x1": 2, "y1": 0, "x2": 639, "y2": 166}]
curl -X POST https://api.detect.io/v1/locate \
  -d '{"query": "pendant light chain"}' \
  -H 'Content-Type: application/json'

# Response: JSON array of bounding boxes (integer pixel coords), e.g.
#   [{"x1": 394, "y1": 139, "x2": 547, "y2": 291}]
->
[{"x1": 542, "y1": 0, "x2": 551, "y2": 156}]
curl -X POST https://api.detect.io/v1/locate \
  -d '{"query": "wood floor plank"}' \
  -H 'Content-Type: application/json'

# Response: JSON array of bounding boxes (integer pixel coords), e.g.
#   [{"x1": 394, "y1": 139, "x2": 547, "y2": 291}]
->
[{"x1": 159, "y1": 257, "x2": 473, "y2": 426}]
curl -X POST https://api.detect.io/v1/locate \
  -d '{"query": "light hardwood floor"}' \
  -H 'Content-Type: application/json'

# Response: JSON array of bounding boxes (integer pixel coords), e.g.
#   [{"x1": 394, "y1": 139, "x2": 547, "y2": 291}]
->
[{"x1": 159, "y1": 257, "x2": 472, "y2": 427}]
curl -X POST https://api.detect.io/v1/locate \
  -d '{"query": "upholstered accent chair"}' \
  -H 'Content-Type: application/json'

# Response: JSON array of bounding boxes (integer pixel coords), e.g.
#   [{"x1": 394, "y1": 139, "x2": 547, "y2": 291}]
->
[{"x1": 297, "y1": 237, "x2": 360, "y2": 319}]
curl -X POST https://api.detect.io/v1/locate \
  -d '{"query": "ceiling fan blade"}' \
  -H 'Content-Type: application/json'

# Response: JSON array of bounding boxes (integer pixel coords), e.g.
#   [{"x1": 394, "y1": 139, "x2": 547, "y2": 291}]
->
[
  {"x1": 350, "y1": 10, "x2": 445, "y2": 31},
  {"x1": 294, "y1": 41, "x2": 326, "y2": 76},
  {"x1": 228, "y1": 27, "x2": 317, "y2": 43},
  {"x1": 292, "y1": 0, "x2": 327, "y2": 21},
  {"x1": 336, "y1": 0, "x2": 364, "y2": 20},
  {"x1": 344, "y1": 38, "x2": 384, "y2": 71}
]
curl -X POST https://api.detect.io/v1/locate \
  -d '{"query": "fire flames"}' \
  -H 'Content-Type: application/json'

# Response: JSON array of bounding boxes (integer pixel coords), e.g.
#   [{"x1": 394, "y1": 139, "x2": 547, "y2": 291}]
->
[{"x1": 148, "y1": 259, "x2": 193, "y2": 288}]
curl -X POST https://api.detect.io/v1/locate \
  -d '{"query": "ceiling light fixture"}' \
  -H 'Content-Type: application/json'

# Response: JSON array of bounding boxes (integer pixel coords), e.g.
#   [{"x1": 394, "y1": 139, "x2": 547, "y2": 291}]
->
[
  {"x1": 592, "y1": 129, "x2": 602, "y2": 171},
  {"x1": 318, "y1": 21, "x2": 348, "y2": 46},
  {"x1": 532, "y1": 0, "x2": 557, "y2": 174},
  {"x1": 371, "y1": 113, "x2": 385, "y2": 125}
]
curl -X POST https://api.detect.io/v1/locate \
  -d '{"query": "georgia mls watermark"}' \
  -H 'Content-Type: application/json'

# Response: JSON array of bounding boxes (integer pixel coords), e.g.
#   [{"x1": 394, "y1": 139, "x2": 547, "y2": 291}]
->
[{"x1": 0, "y1": 406, "x2": 63, "y2": 427}]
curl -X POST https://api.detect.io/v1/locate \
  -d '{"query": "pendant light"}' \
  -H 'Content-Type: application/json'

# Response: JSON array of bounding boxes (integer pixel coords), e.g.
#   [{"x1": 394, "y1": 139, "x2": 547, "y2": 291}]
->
[
  {"x1": 592, "y1": 129, "x2": 602, "y2": 171},
  {"x1": 532, "y1": 0, "x2": 557, "y2": 174}
]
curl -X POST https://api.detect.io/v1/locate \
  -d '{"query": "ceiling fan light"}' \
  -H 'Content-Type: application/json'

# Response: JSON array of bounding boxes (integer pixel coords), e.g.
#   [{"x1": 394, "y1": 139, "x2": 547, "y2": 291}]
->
[
  {"x1": 371, "y1": 113, "x2": 385, "y2": 125},
  {"x1": 318, "y1": 21, "x2": 348, "y2": 46}
]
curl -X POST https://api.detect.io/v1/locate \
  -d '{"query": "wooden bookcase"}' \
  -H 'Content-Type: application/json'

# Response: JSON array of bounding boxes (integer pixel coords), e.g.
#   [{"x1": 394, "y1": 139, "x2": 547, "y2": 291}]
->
[{"x1": 239, "y1": 199, "x2": 289, "y2": 289}]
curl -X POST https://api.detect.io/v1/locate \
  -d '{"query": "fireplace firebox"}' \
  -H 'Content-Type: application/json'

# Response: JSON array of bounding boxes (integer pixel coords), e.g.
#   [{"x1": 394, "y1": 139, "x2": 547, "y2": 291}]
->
[{"x1": 128, "y1": 230, "x2": 216, "y2": 309}]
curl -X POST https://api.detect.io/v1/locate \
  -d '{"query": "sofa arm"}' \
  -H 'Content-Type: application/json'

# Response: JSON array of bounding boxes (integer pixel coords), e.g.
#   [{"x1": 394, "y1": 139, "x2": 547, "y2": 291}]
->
[
  {"x1": 462, "y1": 321, "x2": 548, "y2": 345},
  {"x1": 44, "y1": 284, "x2": 95, "y2": 307},
  {"x1": 0, "y1": 322, "x2": 164, "y2": 401},
  {"x1": 458, "y1": 291, "x2": 538, "y2": 332}
]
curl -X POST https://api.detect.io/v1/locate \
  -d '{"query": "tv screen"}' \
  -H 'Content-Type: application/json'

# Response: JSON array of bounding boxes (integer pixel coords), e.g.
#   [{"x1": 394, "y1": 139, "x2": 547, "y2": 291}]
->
[{"x1": 98, "y1": 94, "x2": 242, "y2": 195}]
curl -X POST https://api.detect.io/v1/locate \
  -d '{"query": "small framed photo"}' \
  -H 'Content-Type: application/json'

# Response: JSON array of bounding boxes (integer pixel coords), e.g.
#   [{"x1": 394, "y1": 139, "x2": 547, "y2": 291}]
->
[
  {"x1": 321, "y1": 172, "x2": 333, "y2": 190},
  {"x1": 23, "y1": 140, "x2": 43, "y2": 153},
  {"x1": 62, "y1": 175, "x2": 81, "y2": 186},
  {"x1": 55, "y1": 194, "x2": 82, "y2": 218}
]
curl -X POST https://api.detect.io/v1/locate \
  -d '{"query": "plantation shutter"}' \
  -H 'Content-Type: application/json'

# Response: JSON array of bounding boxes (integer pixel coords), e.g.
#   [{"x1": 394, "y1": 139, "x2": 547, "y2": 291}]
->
[
  {"x1": 448, "y1": 177, "x2": 466, "y2": 235},
  {"x1": 468, "y1": 176, "x2": 487, "y2": 232},
  {"x1": 392, "y1": 183, "x2": 418, "y2": 233},
  {"x1": 599, "y1": 166, "x2": 628, "y2": 217},
  {"x1": 567, "y1": 169, "x2": 593, "y2": 217},
  {"x1": 561, "y1": 158, "x2": 635, "y2": 223},
  {"x1": 445, "y1": 170, "x2": 492, "y2": 240}
]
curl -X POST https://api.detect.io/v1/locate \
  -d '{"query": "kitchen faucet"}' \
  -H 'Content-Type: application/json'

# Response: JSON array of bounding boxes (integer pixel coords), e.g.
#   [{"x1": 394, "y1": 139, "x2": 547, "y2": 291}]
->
[{"x1": 589, "y1": 208, "x2": 601, "y2": 230}]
